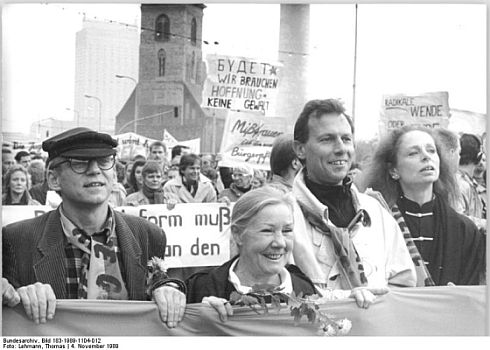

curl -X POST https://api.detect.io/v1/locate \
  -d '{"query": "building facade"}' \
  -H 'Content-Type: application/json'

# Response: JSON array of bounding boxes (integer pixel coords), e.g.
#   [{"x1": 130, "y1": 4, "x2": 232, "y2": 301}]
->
[
  {"x1": 74, "y1": 18, "x2": 139, "y2": 134},
  {"x1": 117, "y1": 4, "x2": 207, "y2": 143}
]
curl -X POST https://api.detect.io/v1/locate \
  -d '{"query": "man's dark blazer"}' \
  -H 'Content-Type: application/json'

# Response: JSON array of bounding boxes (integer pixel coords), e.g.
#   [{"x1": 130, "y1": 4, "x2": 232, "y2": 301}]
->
[{"x1": 2, "y1": 208, "x2": 166, "y2": 300}]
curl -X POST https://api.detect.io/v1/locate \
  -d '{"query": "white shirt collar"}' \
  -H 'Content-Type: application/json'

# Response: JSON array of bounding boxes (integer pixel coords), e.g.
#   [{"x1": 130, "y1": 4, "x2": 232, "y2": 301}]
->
[{"x1": 228, "y1": 258, "x2": 293, "y2": 294}]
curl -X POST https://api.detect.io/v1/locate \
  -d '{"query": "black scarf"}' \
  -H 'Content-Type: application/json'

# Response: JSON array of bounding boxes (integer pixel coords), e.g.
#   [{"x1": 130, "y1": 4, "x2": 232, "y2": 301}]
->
[
  {"x1": 142, "y1": 183, "x2": 166, "y2": 204},
  {"x1": 304, "y1": 173, "x2": 356, "y2": 228},
  {"x1": 182, "y1": 177, "x2": 198, "y2": 197}
]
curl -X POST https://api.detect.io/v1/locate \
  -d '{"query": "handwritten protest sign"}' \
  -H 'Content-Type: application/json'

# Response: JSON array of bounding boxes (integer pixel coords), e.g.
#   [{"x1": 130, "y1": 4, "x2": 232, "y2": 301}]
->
[
  {"x1": 2, "y1": 204, "x2": 232, "y2": 268},
  {"x1": 202, "y1": 54, "x2": 282, "y2": 116},
  {"x1": 219, "y1": 111, "x2": 287, "y2": 170},
  {"x1": 379, "y1": 91, "x2": 450, "y2": 136},
  {"x1": 114, "y1": 132, "x2": 158, "y2": 160}
]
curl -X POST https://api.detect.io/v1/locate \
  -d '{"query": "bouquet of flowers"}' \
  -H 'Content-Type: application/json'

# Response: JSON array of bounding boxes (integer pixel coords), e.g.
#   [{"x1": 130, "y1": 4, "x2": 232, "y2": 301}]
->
[{"x1": 229, "y1": 284, "x2": 352, "y2": 336}]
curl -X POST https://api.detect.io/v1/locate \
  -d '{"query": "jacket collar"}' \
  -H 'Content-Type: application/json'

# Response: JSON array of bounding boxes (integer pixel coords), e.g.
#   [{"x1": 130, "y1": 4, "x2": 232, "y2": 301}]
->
[
  {"x1": 293, "y1": 168, "x2": 364, "y2": 224},
  {"x1": 34, "y1": 208, "x2": 145, "y2": 300}
]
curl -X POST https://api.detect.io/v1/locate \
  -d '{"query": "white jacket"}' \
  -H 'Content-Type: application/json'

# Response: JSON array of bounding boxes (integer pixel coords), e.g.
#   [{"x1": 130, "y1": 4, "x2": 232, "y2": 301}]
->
[
  {"x1": 291, "y1": 169, "x2": 416, "y2": 290},
  {"x1": 163, "y1": 175, "x2": 217, "y2": 203}
]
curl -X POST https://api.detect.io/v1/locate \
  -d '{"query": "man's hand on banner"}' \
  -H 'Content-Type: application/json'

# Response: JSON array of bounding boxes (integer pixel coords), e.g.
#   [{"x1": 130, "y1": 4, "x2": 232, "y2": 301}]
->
[
  {"x1": 349, "y1": 286, "x2": 389, "y2": 309},
  {"x1": 152, "y1": 286, "x2": 186, "y2": 328},
  {"x1": 217, "y1": 197, "x2": 231, "y2": 206},
  {"x1": 2, "y1": 277, "x2": 20, "y2": 307},
  {"x1": 17, "y1": 282, "x2": 56, "y2": 324}
]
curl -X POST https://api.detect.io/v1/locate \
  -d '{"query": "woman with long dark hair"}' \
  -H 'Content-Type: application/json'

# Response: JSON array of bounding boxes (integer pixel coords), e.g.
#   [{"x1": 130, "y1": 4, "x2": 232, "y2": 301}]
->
[{"x1": 363, "y1": 125, "x2": 485, "y2": 286}]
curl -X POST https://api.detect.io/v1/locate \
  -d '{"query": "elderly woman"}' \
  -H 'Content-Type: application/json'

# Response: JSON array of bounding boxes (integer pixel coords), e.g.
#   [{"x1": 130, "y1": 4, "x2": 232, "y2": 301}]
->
[
  {"x1": 163, "y1": 153, "x2": 216, "y2": 203},
  {"x1": 186, "y1": 186, "x2": 387, "y2": 321},
  {"x1": 363, "y1": 125, "x2": 486, "y2": 286},
  {"x1": 2, "y1": 164, "x2": 40, "y2": 205},
  {"x1": 124, "y1": 161, "x2": 176, "y2": 206},
  {"x1": 218, "y1": 164, "x2": 254, "y2": 203}
]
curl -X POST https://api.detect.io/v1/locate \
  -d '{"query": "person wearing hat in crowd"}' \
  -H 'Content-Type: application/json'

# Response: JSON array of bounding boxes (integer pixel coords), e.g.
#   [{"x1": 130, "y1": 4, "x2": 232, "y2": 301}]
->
[{"x1": 2, "y1": 127, "x2": 187, "y2": 327}]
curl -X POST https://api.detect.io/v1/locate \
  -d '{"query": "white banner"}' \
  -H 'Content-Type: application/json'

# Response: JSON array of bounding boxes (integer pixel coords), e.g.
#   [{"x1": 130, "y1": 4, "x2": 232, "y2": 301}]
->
[
  {"x1": 1, "y1": 206, "x2": 53, "y2": 226},
  {"x1": 219, "y1": 111, "x2": 287, "y2": 170},
  {"x1": 202, "y1": 54, "x2": 282, "y2": 116},
  {"x1": 2, "y1": 204, "x2": 233, "y2": 268},
  {"x1": 379, "y1": 91, "x2": 450, "y2": 136},
  {"x1": 114, "y1": 132, "x2": 158, "y2": 160}
]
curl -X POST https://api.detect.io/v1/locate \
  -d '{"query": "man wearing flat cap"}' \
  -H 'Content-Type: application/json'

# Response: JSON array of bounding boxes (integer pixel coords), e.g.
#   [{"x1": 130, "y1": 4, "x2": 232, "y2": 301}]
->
[{"x1": 2, "y1": 127, "x2": 187, "y2": 328}]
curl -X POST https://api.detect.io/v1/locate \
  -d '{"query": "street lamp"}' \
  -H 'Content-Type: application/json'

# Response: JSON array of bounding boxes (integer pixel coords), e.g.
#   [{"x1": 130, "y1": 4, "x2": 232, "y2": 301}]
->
[
  {"x1": 65, "y1": 107, "x2": 80, "y2": 127},
  {"x1": 84, "y1": 94, "x2": 102, "y2": 131},
  {"x1": 115, "y1": 74, "x2": 138, "y2": 134}
]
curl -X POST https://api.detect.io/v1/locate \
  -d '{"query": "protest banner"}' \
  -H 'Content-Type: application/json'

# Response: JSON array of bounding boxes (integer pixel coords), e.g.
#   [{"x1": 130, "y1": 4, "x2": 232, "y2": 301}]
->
[
  {"x1": 1, "y1": 205, "x2": 53, "y2": 226},
  {"x1": 114, "y1": 132, "x2": 158, "y2": 161},
  {"x1": 379, "y1": 91, "x2": 450, "y2": 136},
  {"x1": 2, "y1": 203, "x2": 233, "y2": 268},
  {"x1": 219, "y1": 111, "x2": 287, "y2": 170},
  {"x1": 202, "y1": 54, "x2": 282, "y2": 116},
  {"x1": 115, "y1": 204, "x2": 231, "y2": 267},
  {"x1": 3, "y1": 286, "x2": 485, "y2": 336}
]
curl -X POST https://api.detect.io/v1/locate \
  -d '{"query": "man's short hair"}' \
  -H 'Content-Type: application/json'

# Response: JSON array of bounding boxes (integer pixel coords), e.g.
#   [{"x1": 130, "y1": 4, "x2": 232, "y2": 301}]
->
[
  {"x1": 171, "y1": 145, "x2": 190, "y2": 159},
  {"x1": 27, "y1": 159, "x2": 46, "y2": 185},
  {"x1": 460, "y1": 133, "x2": 482, "y2": 165},
  {"x1": 294, "y1": 99, "x2": 354, "y2": 144},
  {"x1": 14, "y1": 150, "x2": 30, "y2": 162},
  {"x1": 270, "y1": 134, "x2": 297, "y2": 177},
  {"x1": 149, "y1": 141, "x2": 167, "y2": 153}
]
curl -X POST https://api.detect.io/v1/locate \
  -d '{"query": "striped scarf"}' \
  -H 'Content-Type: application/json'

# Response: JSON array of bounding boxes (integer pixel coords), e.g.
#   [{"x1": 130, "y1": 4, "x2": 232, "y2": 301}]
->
[
  {"x1": 60, "y1": 207, "x2": 129, "y2": 299},
  {"x1": 391, "y1": 204, "x2": 435, "y2": 287},
  {"x1": 297, "y1": 202, "x2": 369, "y2": 289}
]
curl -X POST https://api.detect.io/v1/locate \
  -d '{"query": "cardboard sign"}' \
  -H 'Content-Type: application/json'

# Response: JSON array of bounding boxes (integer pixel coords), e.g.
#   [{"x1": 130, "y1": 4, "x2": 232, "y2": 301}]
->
[
  {"x1": 219, "y1": 111, "x2": 287, "y2": 170},
  {"x1": 202, "y1": 54, "x2": 282, "y2": 116},
  {"x1": 379, "y1": 91, "x2": 450, "y2": 136}
]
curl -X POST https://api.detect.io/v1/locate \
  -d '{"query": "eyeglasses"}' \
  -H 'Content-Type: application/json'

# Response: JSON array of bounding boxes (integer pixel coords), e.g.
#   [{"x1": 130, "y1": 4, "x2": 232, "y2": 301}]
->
[
  {"x1": 232, "y1": 173, "x2": 251, "y2": 179},
  {"x1": 52, "y1": 155, "x2": 116, "y2": 174}
]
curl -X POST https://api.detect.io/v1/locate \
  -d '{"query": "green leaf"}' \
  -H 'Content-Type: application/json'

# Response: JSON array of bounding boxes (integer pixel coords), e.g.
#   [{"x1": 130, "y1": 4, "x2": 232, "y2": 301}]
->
[
  {"x1": 306, "y1": 309, "x2": 316, "y2": 323},
  {"x1": 271, "y1": 295, "x2": 283, "y2": 312}
]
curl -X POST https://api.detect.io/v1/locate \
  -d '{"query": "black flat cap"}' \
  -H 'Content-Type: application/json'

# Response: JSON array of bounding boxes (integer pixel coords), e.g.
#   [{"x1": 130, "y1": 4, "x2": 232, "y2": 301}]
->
[{"x1": 42, "y1": 127, "x2": 118, "y2": 164}]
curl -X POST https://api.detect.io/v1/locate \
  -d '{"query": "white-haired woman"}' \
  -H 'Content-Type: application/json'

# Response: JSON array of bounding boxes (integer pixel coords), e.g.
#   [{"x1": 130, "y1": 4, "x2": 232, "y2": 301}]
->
[
  {"x1": 186, "y1": 186, "x2": 387, "y2": 322},
  {"x1": 218, "y1": 164, "x2": 254, "y2": 203}
]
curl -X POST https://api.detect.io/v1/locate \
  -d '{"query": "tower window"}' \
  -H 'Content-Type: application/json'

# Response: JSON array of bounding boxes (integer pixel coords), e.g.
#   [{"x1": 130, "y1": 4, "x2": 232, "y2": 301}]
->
[
  {"x1": 158, "y1": 49, "x2": 166, "y2": 77},
  {"x1": 191, "y1": 52, "x2": 196, "y2": 82},
  {"x1": 191, "y1": 18, "x2": 197, "y2": 46},
  {"x1": 155, "y1": 14, "x2": 170, "y2": 41}
]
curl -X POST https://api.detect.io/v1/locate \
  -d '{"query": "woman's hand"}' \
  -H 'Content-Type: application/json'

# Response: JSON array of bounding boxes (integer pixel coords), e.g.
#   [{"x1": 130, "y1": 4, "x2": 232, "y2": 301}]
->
[
  {"x1": 202, "y1": 296, "x2": 233, "y2": 322},
  {"x1": 166, "y1": 198, "x2": 177, "y2": 210},
  {"x1": 349, "y1": 286, "x2": 389, "y2": 309}
]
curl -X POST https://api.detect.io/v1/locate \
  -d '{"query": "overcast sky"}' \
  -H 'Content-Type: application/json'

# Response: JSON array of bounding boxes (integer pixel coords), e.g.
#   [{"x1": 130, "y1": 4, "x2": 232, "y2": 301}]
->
[{"x1": 2, "y1": 3, "x2": 486, "y2": 140}]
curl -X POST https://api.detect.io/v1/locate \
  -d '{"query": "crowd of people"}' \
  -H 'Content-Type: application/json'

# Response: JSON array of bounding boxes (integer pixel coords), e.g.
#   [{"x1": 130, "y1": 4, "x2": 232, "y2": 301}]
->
[{"x1": 2, "y1": 98, "x2": 486, "y2": 330}]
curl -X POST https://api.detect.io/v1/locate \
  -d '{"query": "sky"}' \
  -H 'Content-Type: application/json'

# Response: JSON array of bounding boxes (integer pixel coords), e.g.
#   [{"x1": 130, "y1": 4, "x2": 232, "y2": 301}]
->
[{"x1": 1, "y1": 2, "x2": 486, "y2": 140}]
